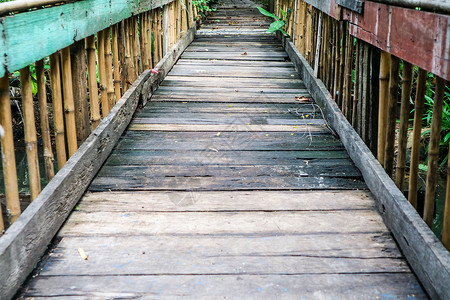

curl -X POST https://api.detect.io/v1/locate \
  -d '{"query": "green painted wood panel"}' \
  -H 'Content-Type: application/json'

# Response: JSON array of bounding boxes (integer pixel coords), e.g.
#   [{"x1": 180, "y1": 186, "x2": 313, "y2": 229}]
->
[{"x1": 0, "y1": 0, "x2": 174, "y2": 77}]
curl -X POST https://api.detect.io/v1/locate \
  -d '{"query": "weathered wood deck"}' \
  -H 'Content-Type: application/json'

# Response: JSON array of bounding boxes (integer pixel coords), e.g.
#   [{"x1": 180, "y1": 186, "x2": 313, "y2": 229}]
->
[{"x1": 20, "y1": 1, "x2": 427, "y2": 298}]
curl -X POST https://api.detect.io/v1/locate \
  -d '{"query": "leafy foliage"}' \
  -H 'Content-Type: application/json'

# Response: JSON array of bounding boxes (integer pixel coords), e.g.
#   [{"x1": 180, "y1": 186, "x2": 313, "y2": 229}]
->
[
  {"x1": 256, "y1": 6, "x2": 289, "y2": 35},
  {"x1": 193, "y1": 0, "x2": 216, "y2": 18}
]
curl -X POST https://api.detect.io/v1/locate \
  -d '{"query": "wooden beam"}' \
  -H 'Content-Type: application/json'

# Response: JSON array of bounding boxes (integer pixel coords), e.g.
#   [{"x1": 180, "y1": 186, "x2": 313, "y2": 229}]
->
[
  {"x1": 0, "y1": 23, "x2": 197, "y2": 300},
  {"x1": 344, "y1": 1, "x2": 450, "y2": 81},
  {"x1": 0, "y1": 0, "x2": 176, "y2": 78}
]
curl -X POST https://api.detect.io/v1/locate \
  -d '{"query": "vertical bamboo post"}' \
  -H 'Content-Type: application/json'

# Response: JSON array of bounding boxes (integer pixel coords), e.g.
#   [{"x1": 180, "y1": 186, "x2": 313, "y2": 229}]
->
[
  {"x1": 49, "y1": 53, "x2": 67, "y2": 169},
  {"x1": 0, "y1": 76, "x2": 20, "y2": 226},
  {"x1": 36, "y1": 60, "x2": 55, "y2": 181},
  {"x1": 177, "y1": 0, "x2": 182, "y2": 39},
  {"x1": 343, "y1": 33, "x2": 354, "y2": 119},
  {"x1": 70, "y1": 40, "x2": 90, "y2": 146},
  {"x1": 132, "y1": 17, "x2": 139, "y2": 80},
  {"x1": 423, "y1": 77, "x2": 446, "y2": 227},
  {"x1": 352, "y1": 39, "x2": 360, "y2": 128},
  {"x1": 142, "y1": 12, "x2": 149, "y2": 70},
  {"x1": 112, "y1": 24, "x2": 122, "y2": 100},
  {"x1": 443, "y1": 144, "x2": 450, "y2": 250},
  {"x1": 61, "y1": 47, "x2": 78, "y2": 157},
  {"x1": 188, "y1": 0, "x2": 194, "y2": 27},
  {"x1": 86, "y1": 35, "x2": 101, "y2": 130},
  {"x1": 97, "y1": 30, "x2": 109, "y2": 117},
  {"x1": 119, "y1": 21, "x2": 128, "y2": 94},
  {"x1": 104, "y1": 28, "x2": 116, "y2": 110},
  {"x1": 408, "y1": 69, "x2": 427, "y2": 208},
  {"x1": 333, "y1": 20, "x2": 340, "y2": 100},
  {"x1": 395, "y1": 62, "x2": 413, "y2": 190},
  {"x1": 377, "y1": 51, "x2": 391, "y2": 165},
  {"x1": 384, "y1": 55, "x2": 399, "y2": 176},
  {"x1": 158, "y1": 8, "x2": 164, "y2": 61},
  {"x1": 152, "y1": 10, "x2": 160, "y2": 64},
  {"x1": 147, "y1": 12, "x2": 153, "y2": 69},
  {"x1": 313, "y1": 12, "x2": 322, "y2": 77},
  {"x1": 337, "y1": 22, "x2": 346, "y2": 108},
  {"x1": 134, "y1": 16, "x2": 142, "y2": 75},
  {"x1": 20, "y1": 67, "x2": 41, "y2": 200}
]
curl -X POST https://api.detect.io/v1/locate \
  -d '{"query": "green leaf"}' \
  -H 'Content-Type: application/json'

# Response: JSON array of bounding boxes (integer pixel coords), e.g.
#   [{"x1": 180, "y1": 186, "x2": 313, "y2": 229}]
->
[
  {"x1": 279, "y1": 7, "x2": 286, "y2": 20},
  {"x1": 267, "y1": 20, "x2": 285, "y2": 33},
  {"x1": 418, "y1": 163, "x2": 428, "y2": 172},
  {"x1": 256, "y1": 7, "x2": 280, "y2": 20}
]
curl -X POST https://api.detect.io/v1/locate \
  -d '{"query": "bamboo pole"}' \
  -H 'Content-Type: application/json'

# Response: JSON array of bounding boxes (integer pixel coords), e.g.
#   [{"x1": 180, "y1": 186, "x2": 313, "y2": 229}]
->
[
  {"x1": 119, "y1": 20, "x2": 128, "y2": 95},
  {"x1": 70, "y1": 40, "x2": 90, "y2": 146},
  {"x1": 443, "y1": 144, "x2": 450, "y2": 250},
  {"x1": 333, "y1": 20, "x2": 340, "y2": 100},
  {"x1": 36, "y1": 60, "x2": 55, "y2": 181},
  {"x1": 395, "y1": 62, "x2": 413, "y2": 190},
  {"x1": 20, "y1": 67, "x2": 41, "y2": 200},
  {"x1": 131, "y1": 17, "x2": 139, "y2": 81},
  {"x1": 125, "y1": 19, "x2": 135, "y2": 89},
  {"x1": 408, "y1": 68, "x2": 427, "y2": 209},
  {"x1": 152, "y1": 10, "x2": 160, "y2": 65},
  {"x1": 0, "y1": 76, "x2": 20, "y2": 226},
  {"x1": 97, "y1": 30, "x2": 109, "y2": 117},
  {"x1": 423, "y1": 77, "x2": 446, "y2": 227},
  {"x1": 343, "y1": 33, "x2": 354, "y2": 119},
  {"x1": 177, "y1": 0, "x2": 182, "y2": 39},
  {"x1": 384, "y1": 55, "x2": 399, "y2": 176},
  {"x1": 142, "y1": 12, "x2": 149, "y2": 70},
  {"x1": 352, "y1": 39, "x2": 360, "y2": 128},
  {"x1": 104, "y1": 28, "x2": 115, "y2": 110},
  {"x1": 49, "y1": 53, "x2": 67, "y2": 169},
  {"x1": 134, "y1": 16, "x2": 142, "y2": 75},
  {"x1": 377, "y1": 51, "x2": 391, "y2": 165},
  {"x1": 112, "y1": 24, "x2": 122, "y2": 100},
  {"x1": 60, "y1": 47, "x2": 78, "y2": 157},
  {"x1": 337, "y1": 21, "x2": 346, "y2": 108},
  {"x1": 158, "y1": 8, "x2": 164, "y2": 60},
  {"x1": 86, "y1": 35, "x2": 101, "y2": 130}
]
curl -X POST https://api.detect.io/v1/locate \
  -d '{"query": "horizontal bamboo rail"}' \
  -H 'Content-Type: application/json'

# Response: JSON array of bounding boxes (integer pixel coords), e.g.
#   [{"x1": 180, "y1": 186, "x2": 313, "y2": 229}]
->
[{"x1": 276, "y1": 0, "x2": 450, "y2": 298}]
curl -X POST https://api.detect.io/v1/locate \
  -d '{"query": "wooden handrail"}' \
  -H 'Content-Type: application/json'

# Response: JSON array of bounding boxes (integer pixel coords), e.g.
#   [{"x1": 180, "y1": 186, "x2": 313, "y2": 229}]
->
[
  {"x1": 372, "y1": 0, "x2": 450, "y2": 14},
  {"x1": 0, "y1": 0, "x2": 75, "y2": 16}
]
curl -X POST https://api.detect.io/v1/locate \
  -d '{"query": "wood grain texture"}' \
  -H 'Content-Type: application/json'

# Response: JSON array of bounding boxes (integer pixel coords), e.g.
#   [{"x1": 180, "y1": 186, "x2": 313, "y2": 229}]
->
[{"x1": 19, "y1": 2, "x2": 426, "y2": 299}]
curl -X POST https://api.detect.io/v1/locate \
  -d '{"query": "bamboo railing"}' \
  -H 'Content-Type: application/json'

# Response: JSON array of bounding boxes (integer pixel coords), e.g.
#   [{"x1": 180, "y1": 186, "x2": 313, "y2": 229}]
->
[
  {"x1": 275, "y1": 0, "x2": 450, "y2": 251},
  {"x1": 0, "y1": 0, "x2": 197, "y2": 233},
  {"x1": 271, "y1": 0, "x2": 450, "y2": 297}
]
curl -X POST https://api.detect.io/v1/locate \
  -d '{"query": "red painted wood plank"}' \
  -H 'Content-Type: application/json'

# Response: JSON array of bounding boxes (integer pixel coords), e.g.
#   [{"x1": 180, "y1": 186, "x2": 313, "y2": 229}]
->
[{"x1": 343, "y1": 1, "x2": 450, "y2": 80}]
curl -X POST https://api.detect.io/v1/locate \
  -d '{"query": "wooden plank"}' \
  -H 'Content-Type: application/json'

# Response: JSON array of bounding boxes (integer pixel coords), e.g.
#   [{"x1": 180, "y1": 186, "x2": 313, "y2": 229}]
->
[
  {"x1": 176, "y1": 59, "x2": 292, "y2": 67},
  {"x1": 96, "y1": 163, "x2": 360, "y2": 178},
  {"x1": 104, "y1": 149, "x2": 352, "y2": 164},
  {"x1": 128, "y1": 124, "x2": 330, "y2": 132},
  {"x1": 167, "y1": 65, "x2": 299, "y2": 78},
  {"x1": 153, "y1": 86, "x2": 306, "y2": 94},
  {"x1": 0, "y1": 22, "x2": 197, "y2": 300},
  {"x1": 23, "y1": 274, "x2": 426, "y2": 298},
  {"x1": 58, "y1": 210, "x2": 385, "y2": 236},
  {"x1": 343, "y1": 1, "x2": 450, "y2": 81},
  {"x1": 181, "y1": 51, "x2": 288, "y2": 61},
  {"x1": 79, "y1": 190, "x2": 373, "y2": 211},
  {"x1": 89, "y1": 175, "x2": 365, "y2": 191},
  {"x1": 149, "y1": 94, "x2": 309, "y2": 102},
  {"x1": 0, "y1": 0, "x2": 176, "y2": 77},
  {"x1": 280, "y1": 32, "x2": 450, "y2": 300},
  {"x1": 162, "y1": 76, "x2": 305, "y2": 88},
  {"x1": 35, "y1": 237, "x2": 409, "y2": 275},
  {"x1": 131, "y1": 117, "x2": 326, "y2": 126}
]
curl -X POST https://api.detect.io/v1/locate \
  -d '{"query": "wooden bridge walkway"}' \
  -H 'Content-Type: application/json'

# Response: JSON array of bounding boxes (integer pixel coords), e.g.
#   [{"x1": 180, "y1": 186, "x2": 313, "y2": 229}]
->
[{"x1": 20, "y1": 0, "x2": 427, "y2": 298}]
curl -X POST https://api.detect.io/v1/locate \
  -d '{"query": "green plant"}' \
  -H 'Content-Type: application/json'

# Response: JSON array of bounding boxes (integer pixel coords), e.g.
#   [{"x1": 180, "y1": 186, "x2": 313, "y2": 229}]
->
[
  {"x1": 256, "y1": 6, "x2": 290, "y2": 35},
  {"x1": 421, "y1": 85, "x2": 450, "y2": 168},
  {"x1": 193, "y1": 0, "x2": 216, "y2": 18}
]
